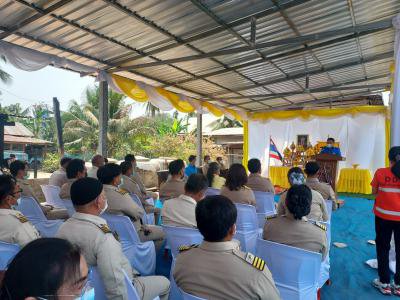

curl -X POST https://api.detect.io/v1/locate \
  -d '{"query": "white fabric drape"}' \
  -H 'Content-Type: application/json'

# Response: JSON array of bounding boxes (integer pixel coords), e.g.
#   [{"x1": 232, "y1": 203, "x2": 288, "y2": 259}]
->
[
  {"x1": 392, "y1": 14, "x2": 400, "y2": 146},
  {"x1": 0, "y1": 40, "x2": 96, "y2": 74},
  {"x1": 248, "y1": 113, "x2": 386, "y2": 176}
]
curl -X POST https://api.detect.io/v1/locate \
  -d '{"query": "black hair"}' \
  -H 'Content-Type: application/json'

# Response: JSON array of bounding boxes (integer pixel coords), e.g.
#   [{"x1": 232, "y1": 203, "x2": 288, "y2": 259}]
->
[
  {"x1": 185, "y1": 174, "x2": 208, "y2": 194},
  {"x1": 124, "y1": 154, "x2": 136, "y2": 163},
  {"x1": 196, "y1": 195, "x2": 237, "y2": 242},
  {"x1": 0, "y1": 238, "x2": 82, "y2": 300},
  {"x1": 304, "y1": 161, "x2": 320, "y2": 176},
  {"x1": 286, "y1": 184, "x2": 312, "y2": 220},
  {"x1": 206, "y1": 162, "x2": 220, "y2": 187},
  {"x1": 389, "y1": 146, "x2": 400, "y2": 179},
  {"x1": 287, "y1": 167, "x2": 303, "y2": 179},
  {"x1": 120, "y1": 161, "x2": 133, "y2": 175},
  {"x1": 0, "y1": 175, "x2": 16, "y2": 204},
  {"x1": 176, "y1": 159, "x2": 185, "y2": 170},
  {"x1": 327, "y1": 137, "x2": 335, "y2": 143},
  {"x1": 91, "y1": 154, "x2": 104, "y2": 165},
  {"x1": 188, "y1": 155, "x2": 196, "y2": 163},
  {"x1": 247, "y1": 158, "x2": 261, "y2": 174},
  {"x1": 97, "y1": 163, "x2": 121, "y2": 184},
  {"x1": 203, "y1": 155, "x2": 210, "y2": 161},
  {"x1": 216, "y1": 157, "x2": 222, "y2": 161},
  {"x1": 168, "y1": 160, "x2": 183, "y2": 176},
  {"x1": 9, "y1": 154, "x2": 15, "y2": 158},
  {"x1": 66, "y1": 159, "x2": 86, "y2": 179},
  {"x1": 225, "y1": 163, "x2": 247, "y2": 191},
  {"x1": 60, "y1": 157, "x2": 72, "y2": 167},
  {"x1": 9, "y1": 160, "x2": 27, "y2": 177}
]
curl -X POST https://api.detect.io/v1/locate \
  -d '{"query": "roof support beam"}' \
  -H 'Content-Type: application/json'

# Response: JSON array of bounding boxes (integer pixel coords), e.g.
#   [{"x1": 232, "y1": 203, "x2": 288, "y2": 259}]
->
[
  {"x1": 111, "y1": 0, "x2": 313, "y2": 65},
  {"x1": 211, "y1": 51, "x2": 393, "y2": 96},
  {"x1": 114, "y1": 19, "x2": 393, "y2": 71},
  {"x1": 0, "y1": 0, "x2": 71, "y2": 39}
]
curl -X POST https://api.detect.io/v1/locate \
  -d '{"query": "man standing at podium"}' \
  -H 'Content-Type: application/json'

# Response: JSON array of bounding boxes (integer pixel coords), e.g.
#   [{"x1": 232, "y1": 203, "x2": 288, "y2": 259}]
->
[{"x1": 320, "y1": 137, "x2": 342, "y2": 156}]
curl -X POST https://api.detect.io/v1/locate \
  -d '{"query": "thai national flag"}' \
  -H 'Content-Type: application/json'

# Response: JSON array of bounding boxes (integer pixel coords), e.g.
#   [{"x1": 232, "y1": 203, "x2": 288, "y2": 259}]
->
[{"x1": 269, "y1": 138, "x2": 283, "y2": 162}]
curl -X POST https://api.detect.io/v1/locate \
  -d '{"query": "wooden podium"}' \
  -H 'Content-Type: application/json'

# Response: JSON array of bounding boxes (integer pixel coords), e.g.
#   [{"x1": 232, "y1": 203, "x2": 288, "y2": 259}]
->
[{"x1": 312, "y1": 153, "x2": 345, "y2": 190}]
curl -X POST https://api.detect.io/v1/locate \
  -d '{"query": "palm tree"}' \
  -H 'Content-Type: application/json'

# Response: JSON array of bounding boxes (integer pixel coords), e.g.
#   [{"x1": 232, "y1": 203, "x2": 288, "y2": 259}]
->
[
  {"x1": 62, "y1": 85, "x2": 132, "y2": 156},
  {"x1": 210, "y1": 116, "x2": 243, "y2": 130}
]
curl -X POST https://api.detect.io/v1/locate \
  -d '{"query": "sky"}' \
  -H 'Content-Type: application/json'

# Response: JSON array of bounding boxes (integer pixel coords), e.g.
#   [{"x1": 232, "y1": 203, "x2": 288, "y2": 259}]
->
[{"x1": 0, "y1": 62, "x2": 146, "y2": 117}]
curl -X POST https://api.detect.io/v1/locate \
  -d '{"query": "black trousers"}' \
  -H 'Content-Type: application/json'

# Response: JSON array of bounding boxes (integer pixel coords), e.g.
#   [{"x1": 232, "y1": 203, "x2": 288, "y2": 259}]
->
[{"x1": 376, "y1": 216, "x2": 400, "y2": 284}]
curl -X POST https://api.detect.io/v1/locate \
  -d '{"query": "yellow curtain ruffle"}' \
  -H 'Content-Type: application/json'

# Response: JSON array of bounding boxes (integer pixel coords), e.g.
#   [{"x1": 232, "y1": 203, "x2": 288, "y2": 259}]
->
[
  {"x1": 155, "y1": 87, "x2": 195, "y2": 113},
  {"x1": 242, "y1": 121, "x2": 249, "y2": 170},
  {"x1": 112, "y1": 74, "x2": 149, "y2": 102},
  {"x1": 336, "y1": 168, "x2": 372, "y2": 194},
  {"x1": 250, "y1": 106, "x2": 387, "y2": 121}
]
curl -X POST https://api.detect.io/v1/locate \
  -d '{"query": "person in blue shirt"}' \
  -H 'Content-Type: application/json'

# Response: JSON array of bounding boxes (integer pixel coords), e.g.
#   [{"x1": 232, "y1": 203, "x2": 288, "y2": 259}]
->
[
  {"x1": 185, "y1": 155, "x2": 198, "y2": 177},
  {"x1": 320, "y1": 137, "x2": 342, "y2": 156}
]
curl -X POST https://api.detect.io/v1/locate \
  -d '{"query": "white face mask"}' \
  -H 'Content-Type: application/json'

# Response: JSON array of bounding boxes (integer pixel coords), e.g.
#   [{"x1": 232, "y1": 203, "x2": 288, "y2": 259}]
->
[
  {"x1": 327, "y1": 144, "x2": 333, "y2": 148},
  {"x1": 100, "y1": 201, "x2": 108, "y2": 215},
  {"x1": 76, "y1": 287, "x2": 95, "y2": 300}
]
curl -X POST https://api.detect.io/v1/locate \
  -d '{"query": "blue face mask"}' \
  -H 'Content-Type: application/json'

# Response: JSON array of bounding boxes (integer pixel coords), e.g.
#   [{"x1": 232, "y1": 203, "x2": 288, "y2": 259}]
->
[{"x1": 76, "y1": 287, "x2": 95, "y2": 300}]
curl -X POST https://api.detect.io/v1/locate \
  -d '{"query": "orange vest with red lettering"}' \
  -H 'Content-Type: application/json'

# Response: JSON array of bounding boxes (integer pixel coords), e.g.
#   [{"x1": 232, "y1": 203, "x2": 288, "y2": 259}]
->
[{"x1": 372, "y1": 167, "x2": 400, "y2": 221}]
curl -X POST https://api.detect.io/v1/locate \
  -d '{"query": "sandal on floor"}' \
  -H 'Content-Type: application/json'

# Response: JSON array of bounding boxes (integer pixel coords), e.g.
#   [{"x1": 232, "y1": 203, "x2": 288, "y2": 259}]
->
[{"x1": 373, "y1": 279, "x2": 392, "y2": 295}]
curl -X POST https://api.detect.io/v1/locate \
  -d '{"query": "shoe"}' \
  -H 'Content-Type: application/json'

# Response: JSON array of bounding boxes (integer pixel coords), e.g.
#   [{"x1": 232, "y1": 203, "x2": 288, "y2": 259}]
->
[
  {"x1": 392, "y1": 282, "x2": 400, "y2": 296},
  {"x1": 373, "y1": 279, "x2": 392, "y2": 295}
]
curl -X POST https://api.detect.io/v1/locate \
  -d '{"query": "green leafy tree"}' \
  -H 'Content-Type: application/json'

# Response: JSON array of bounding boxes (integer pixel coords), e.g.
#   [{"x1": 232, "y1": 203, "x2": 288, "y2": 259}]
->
[{"x1": 0, "y1": 55, "x2": 12, "y2": 87}]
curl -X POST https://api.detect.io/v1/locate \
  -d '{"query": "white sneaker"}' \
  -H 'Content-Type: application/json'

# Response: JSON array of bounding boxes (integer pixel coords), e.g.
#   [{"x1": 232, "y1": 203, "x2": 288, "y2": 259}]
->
[{"x1": 373, "y1": 278, "x2": 392, "y2": 295}]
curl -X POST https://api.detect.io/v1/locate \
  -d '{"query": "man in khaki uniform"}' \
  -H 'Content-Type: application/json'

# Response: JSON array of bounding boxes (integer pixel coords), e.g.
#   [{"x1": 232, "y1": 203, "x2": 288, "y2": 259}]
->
[
  {"x1": 159, "y1": 160, "x2": 185, "y2": 200},
  {"x1": 87, "y1": 154, "x2": 105, "y2": 179},
  {"x1": 125, "y1": 154, "x2": 158, "y2": 200},
  {"x1": 98, "y1": 164, "x2": 165, "y2": 251},
  {"x1": 0, "y1": 174, "x2": 40, "y2": 247},
  {"x1": 201, "y1": 155, "x2": 210, "y2": 175},
  {"x1": 59, "y1": 159, "x2": 87, "y2": 200},
  {"x1": 174, "y1": 195, "x2": 280, "y2": 300},
  {"x1": 247, "y1": 158, "x2": 275, "y2": 193},
  {"x1": 162, "y1": 174, "x2": 208, "y2": 228},
  {"x1": 277, "y1": 167, "x2": 328, "y2": 222},
  {"x1": 120, "y1": 161, "x2": 160, "y2": 220},
  {"x1": 48, "y1": 157, "x2": 72, "y2": 187},
  {"x1": 10, "y1": 160, "x2": 68, "y2": 220},
  {"x1": 56, "y1": 177, "x2": 170, "y2": 300},
  {"x1": 264, "y1": 185, "x2": 328, "y2": 260},
  {"x1": 305, "y1": 161, "x2": 339, "y2": 210}
]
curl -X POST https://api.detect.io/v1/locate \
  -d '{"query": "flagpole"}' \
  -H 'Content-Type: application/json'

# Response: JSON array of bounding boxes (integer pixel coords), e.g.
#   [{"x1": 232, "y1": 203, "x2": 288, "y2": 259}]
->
[{"x1": 267, "y1": 135, "x2": 271, "y2": 177}]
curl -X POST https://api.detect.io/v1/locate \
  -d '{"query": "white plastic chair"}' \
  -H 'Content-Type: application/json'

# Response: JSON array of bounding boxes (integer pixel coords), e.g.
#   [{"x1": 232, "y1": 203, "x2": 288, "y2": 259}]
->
[
  {"x1": 101, "y1": 213, "x2": 156, "y2": 275},
  {"x1": 130, "y1": 194, "x2": 155, "y2": 225},
  {"x1": 204, "y1": 188, "x2": 220, "y2": 197},
  {"x1": 0, "y1": 241, "x2": 20, "y2": 270},
  {"x1": 325, "y1": 200, "x2": 333, "y2": 222},
  {"x1": 234, "y1": 204, "x2": 260, "y2": 253},
  {"x1": 180, "y1": 287, "x2": 207, "y2": 300},
  {"x1": 162, "y1": 225, "x2": 203, "y2": 259},
  {"x1": 17, "y1": 197, "x2": 63, "y2": 237},
  {"x1": 254, "y1": 191, "x2": 276, "y2": 216},
  {"x1": 319, "y1": 222, "x2": 331, "y2": 288},
  {"x1": 256, "y1": 239, "x2": 321, "y2": 300},
  {"x1": 41, "y1": 185, "x2": 75, "y2": 217}
]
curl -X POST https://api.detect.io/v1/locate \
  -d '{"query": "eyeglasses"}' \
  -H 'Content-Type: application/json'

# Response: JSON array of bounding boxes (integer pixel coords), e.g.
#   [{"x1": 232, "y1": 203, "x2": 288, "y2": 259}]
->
[{"x1": 10, "y1": 189, "x2": 23, "y2": 197}]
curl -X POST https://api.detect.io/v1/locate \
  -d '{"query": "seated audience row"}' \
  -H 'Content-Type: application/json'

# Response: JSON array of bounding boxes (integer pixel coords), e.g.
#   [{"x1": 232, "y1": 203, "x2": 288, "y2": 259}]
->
[
  {"x1": 48, "y1": 157, "x2": 72, "y2": 187},
  {"x1": 159, "y1": 159, "x2": 185, "y2": 200}
]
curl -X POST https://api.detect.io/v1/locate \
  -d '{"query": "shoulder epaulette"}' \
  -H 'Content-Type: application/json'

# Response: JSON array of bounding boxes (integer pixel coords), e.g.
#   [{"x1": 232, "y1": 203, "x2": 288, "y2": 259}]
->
[
  {"x1": 117, "y1": 188, "x2": 128, "y2": 195},
  {"x1": 98, "y1": 224, "x2": 112, "y2": 234},
  {"x1": 245, "y1": 252, "x2": 266, "y2": 271},
  {"x1": 311, "y1": 221, "x2": 327, "y2": 231},
  {"x1": 14, "y1": 212, "x2": 28, "y2": 223},
  {"x1": 266, "y1": 214, "x2": 277, "y2": 220},
  {"x1": 178, "y1": 244, "x2": 198, "y2": 252}
]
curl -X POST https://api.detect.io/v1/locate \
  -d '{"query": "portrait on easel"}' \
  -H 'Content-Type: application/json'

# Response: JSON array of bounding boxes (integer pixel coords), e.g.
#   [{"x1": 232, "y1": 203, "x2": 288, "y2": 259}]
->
[{"x1": 297, "y1": 134, "x2": 309, "y2": 148}]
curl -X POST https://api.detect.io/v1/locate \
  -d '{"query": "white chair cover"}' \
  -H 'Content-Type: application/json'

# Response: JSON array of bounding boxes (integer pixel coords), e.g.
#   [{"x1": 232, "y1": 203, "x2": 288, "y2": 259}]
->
[
  {"x1": 180, "y1": 288, "x2": 208, "y2": 300},
  {"x1": 325, "y1": 200, "x2": 333, "y2": 222},
  {"x1": 0, "y1": 241, "x2": 19, "y2": 270},
  {"x1": 204, "y1": 188, "x2": 220, "y2": 197},
  {"x1": 256, "y1": 239, "x2": 321, "y2": 300},
  {"x1": 234, "y1": 204, "x2": 260, "y2": 253},
  {"x1": 257, "y1": 213, "x2": 267, "y2": 229},
  {"x1": 89, "y1": 267, "x2": 158, "y2": 300},
  {"x1": 130, "y1": 194, "x2": 155, "y2": 225},
  {"x1": 319, "y1": 222, "x2": 331, "y2": 288},
  {"x1": 101, "y1": 213, "x2": 156, "y2": 275},
  {"x1": 40, "y1": 185, "x2": 75, "y2": 217},
  {"x1": 161, "y1": 225, "x2": 203, "y2": 259},
  {"x1": 17, "y1": 197, "x2": 63, "y2": 237},
  {"x1": 254, "y1": 191, "x2": 276, "y2": 216}
]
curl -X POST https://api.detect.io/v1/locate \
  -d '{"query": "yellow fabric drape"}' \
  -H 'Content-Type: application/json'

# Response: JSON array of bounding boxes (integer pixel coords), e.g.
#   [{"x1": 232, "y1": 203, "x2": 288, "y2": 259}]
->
[
  {"x1": 269, "y1": 166, "x2": 291, "y2": 188},
  {"x1": 155, "y1": 88, "x2": 195, "y2": 113},
  {"x1": 112, "y1": 75, "x2": 149, "y2": 102},
  {"x1": 242, "y1": 121, "x2": 249, "y2": 171},
  {"x1": 336, "y1": 168, "x2": 372, "y2": 194},
  {"x1": 250, "y1": 106, "x2": 387, "y2": 121}
]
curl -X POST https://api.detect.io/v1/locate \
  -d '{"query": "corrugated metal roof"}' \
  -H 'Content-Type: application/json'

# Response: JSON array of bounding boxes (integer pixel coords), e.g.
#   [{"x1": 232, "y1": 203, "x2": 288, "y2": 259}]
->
[
  {"x1": 0, "y1": 0, "x2": 397, "y2": 111},
  {"x1": 4, "y1": 122, "x2": 34, "y2": 137}
]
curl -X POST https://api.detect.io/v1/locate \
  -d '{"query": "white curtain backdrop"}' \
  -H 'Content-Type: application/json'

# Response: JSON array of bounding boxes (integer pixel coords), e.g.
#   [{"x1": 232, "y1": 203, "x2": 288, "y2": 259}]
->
[{"x1": 248, "y1": 113, "x2": 386, "y2": 176}]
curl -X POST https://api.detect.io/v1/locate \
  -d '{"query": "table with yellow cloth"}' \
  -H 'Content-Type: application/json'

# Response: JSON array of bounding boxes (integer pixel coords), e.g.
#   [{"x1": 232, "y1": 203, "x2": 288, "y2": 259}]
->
[
  {"x1": 336, "y1": 168, "x2": 372, "y2": 194},
  {"x1": 269, "y1": 166, "x2": 290, "y2": 189}
]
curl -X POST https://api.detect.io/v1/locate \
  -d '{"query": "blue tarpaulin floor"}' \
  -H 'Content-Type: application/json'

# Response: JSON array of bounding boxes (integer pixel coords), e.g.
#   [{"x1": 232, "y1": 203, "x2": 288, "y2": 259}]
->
[{"x1": 155, "y1": 197, "x2": 389, "y2": 299}]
